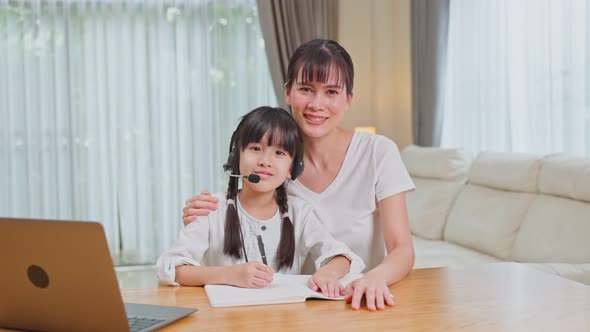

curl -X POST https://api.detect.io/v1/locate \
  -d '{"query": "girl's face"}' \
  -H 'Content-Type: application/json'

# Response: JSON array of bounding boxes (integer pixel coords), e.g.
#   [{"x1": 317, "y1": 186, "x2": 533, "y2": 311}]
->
[
  {"x1": 239, "y1": 132, "x2": 294, "y2": 193},
  {"x1": 285, "y1": 69, "x2": 352, "y2": 139}
]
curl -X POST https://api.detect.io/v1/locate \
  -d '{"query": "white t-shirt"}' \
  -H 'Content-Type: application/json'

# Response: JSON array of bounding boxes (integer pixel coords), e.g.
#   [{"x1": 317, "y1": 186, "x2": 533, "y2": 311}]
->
[
  {"x1": 287, "y1": 132, "x2": 415, "y2": 272},
  {"x1": 157, "y1": 193, "x2": 365, "y2": 285}
]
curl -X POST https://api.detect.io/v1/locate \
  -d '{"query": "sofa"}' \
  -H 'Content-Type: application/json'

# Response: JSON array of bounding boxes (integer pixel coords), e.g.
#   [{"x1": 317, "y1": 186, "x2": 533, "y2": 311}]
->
[{"x1": 400, "y1": 145, "x2": 590, "y2": 285}]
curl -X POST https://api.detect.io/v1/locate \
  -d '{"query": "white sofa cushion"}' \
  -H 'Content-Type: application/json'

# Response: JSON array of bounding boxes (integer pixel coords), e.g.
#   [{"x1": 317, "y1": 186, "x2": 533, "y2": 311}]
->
[
  {"x1": 401, "y1": 145, "x2": 471, "y2": 182},
  {"x1": 407, "y1": 178, "x2": 464, "y2": 240},
  {"x1": 444, "y1": 185, "x2": 535, "y2": 260},
  {"x1": 511, "y1": 195, "x2": 590, "y2": 263},
  {"x1": 469, "y1": 152, "x2": 543, "y2": 193},
  {"x1": 538, "y1": 154, "x2": 590, "y2": 202},
  {"x1": 413, "y1": 236, "x2": 501, "y2": 269}
]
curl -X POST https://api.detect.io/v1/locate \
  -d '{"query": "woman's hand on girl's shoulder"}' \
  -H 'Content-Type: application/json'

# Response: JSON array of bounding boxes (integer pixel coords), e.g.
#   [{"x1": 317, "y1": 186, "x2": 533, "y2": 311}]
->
[
  {"x1": 308, "y1": 271, "x2": 345, "y2": 298},
  {"x1": 229, "y1": 262, "x2": 275, "y2": 288},
  {"x1": 344, "y1": 271, "x2": 395, "y2": 311},
  {"x1": 182, "y1": 190, "x2": 219, "y2": 225}
]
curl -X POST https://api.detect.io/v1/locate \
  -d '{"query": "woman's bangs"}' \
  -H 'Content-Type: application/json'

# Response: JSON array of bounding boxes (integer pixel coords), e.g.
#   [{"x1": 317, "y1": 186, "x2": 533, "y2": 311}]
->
[{"x1": 297, "y1": 52, "x2": 344, "y2": 88}]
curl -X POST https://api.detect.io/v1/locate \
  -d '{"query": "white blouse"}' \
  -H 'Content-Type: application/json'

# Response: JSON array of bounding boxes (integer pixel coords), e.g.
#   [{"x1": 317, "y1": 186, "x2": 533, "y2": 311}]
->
[
  {"x1": 287, "y1": 132, "x2": 415, "y2": 272},
  {"x1": 157, "y1": 193, "x2": 365, "y2": 285}
]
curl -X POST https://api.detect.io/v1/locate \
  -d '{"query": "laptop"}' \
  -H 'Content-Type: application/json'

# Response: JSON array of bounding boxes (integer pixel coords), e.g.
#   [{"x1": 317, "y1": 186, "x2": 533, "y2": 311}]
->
[{"x1": 0, "y1": 218, "x2": 197, "y2": 332}]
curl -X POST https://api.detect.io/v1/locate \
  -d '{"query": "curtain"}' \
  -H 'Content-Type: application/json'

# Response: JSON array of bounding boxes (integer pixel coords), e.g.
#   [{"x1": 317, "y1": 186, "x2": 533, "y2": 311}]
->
[
  {"x1": 0, "y1": 0, "x2": 276, "y2": 265},
  {"x1": 411, "y1": 0, "x2": 450, "y2": 147},
  {"x1": 441, "y1": 0, "x2": 590, "y2": 157},
  {"x1": 256, "y1": 0, "x2": 338, "y2": 110}
]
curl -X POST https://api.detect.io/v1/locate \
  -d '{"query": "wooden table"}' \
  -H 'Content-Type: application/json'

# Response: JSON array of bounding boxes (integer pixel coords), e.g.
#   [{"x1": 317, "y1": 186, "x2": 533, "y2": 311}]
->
[{"x1": 122, "y1": 263, "x2": 590, "y2": 331}]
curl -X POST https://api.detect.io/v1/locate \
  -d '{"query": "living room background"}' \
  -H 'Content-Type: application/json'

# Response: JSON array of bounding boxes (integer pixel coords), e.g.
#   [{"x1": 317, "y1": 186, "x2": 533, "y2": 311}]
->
[{"x1": 1, "y1": 0, "x2": 588, "y2": 265}]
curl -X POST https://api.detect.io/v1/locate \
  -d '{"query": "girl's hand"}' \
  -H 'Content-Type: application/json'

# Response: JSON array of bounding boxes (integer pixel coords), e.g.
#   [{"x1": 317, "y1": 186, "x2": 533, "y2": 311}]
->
[
  {"x1": 182, "y1": 190, "x2": 219, "y2": 225},
  {"x1": 308, "y1": 271, "x2": 344, "y2": 298},
  {"x1": 229, "y1": 262, "x2": 275, "y2": 288},
  {"x1": 344, "y1": 271, "x2": 395, "y2": 311}
]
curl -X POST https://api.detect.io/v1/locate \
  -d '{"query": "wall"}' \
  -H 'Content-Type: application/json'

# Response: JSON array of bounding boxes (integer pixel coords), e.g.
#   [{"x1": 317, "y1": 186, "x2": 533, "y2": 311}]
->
[{"x1": 337, "y1": 0, "x2": 413, "y2": 148}]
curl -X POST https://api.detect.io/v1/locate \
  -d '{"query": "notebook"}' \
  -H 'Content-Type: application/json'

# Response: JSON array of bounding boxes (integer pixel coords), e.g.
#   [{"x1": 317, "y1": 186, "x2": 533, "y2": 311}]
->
[
  {"x1": 0, "y1": 218, "x2": 196, "y2": 332},
  {"x1": 205, "y1": 272, "x2": 365, "y2": 307}
]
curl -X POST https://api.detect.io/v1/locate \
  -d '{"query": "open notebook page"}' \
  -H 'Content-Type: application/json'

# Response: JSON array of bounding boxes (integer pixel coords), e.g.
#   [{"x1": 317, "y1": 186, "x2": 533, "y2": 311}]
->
[{"x1": 205, "y1": 272, "x2": 363, "y2": 308}]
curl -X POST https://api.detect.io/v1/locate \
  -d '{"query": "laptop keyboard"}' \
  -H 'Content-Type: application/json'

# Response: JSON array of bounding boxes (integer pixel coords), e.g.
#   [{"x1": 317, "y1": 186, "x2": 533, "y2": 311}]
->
[{"x1": 128, "y1": 316, "x2": 165, "y2": 332}]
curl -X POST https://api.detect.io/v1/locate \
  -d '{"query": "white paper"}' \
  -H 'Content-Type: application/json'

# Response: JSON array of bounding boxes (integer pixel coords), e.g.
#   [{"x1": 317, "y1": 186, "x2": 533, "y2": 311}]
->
[{"x1": 205, "y1": 272, "x2": 363, "y2": 308}]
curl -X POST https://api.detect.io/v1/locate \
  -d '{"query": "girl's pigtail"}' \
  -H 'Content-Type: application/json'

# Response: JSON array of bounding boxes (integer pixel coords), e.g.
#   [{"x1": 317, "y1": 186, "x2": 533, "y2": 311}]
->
[
  {"x1": 223, "y1": 176, "x2": 243, "y2": 260},
  {"x1": 275, "y1": 184, "x2": 295, "y2": 270}
]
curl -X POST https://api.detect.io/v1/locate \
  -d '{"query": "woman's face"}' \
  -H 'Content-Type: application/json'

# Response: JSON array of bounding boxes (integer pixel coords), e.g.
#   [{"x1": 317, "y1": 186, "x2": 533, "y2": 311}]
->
[{"x1": 285, "y1": 69, "x2": 352, "y2": 139}]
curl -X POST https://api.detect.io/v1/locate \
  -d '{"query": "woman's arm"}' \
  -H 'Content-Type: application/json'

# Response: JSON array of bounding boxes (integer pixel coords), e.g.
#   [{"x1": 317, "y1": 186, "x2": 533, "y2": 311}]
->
[
  {"x1": 182, "y1": 190, "x2": 219, "y2": 225},
  {"x1": 345, "y1": 191, "x2": 415, "y2": 310},
  {"x1": 372, "y1": 191, "x2": 415, "y2": 284}
]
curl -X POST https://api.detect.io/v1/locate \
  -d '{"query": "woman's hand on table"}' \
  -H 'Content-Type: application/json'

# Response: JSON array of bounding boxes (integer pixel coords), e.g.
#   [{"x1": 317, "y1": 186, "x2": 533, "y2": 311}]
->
[{"x1": 344, "y1": 270, "x2": 395, "y2": 311}]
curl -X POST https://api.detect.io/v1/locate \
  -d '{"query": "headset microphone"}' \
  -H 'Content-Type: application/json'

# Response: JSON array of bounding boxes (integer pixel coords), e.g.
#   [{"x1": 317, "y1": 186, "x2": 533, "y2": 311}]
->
[{"x1": 224, "y1": 169, "x2": 261, "y2": 183}]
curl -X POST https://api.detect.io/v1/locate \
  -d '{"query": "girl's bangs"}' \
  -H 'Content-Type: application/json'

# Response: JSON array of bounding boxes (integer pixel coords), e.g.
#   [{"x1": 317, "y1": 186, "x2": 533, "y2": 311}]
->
[{"x1": 239, "y1": 115, "x2": 299, "y2": 157}]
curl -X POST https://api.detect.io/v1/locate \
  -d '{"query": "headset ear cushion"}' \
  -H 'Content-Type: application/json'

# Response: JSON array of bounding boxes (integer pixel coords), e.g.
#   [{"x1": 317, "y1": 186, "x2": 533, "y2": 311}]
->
[
  {"x1": 224, "y1": 151, "x2": 235, "y2": 172},
  {"x1": 291, "y1": 158, "x2": 304, "y2": 180}
]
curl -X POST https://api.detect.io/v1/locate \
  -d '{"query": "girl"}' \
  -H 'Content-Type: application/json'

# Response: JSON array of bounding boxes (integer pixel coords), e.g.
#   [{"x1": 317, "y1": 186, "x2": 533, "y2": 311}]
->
[
  {"x1": 182, "y1": 39, "x2": 416, "y2": 310},
  {"x1": 157, "y1": 106, "x2": 364, "y2": 297}
]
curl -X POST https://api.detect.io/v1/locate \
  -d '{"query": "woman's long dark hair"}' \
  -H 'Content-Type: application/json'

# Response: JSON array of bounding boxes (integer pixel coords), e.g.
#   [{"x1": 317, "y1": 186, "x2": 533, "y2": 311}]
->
[
  {"x1": 285, "y1": 39, "x2": 355, "y2": 96},
  {"x1": 223, "y1": 106, "x2": 303, "y2": 271}
]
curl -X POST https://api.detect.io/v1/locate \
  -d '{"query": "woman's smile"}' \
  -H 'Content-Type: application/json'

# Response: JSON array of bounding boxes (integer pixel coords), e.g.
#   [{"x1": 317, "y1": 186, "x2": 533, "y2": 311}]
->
[{"x1": 303, "y1": 113, "x2": 328, "y2": 125}]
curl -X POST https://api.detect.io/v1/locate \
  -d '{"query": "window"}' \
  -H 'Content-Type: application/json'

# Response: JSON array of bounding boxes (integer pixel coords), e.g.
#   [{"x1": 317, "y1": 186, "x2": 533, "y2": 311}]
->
[
  {"x1": 441, "y1": 0, "x2": 589, "y2": 157},
  {"x1": 0, "y1": 0, "x2": 277, "y2": 265}
]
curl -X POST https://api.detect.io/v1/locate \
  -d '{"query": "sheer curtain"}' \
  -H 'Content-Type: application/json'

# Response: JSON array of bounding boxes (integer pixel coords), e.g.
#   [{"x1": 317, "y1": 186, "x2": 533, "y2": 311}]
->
[
  {"x1": 0, "y1": 0, "x2": 276, "y2": 264},
  {"x1": 441, "y1": 0, "x2": 590, "y2": 157}
]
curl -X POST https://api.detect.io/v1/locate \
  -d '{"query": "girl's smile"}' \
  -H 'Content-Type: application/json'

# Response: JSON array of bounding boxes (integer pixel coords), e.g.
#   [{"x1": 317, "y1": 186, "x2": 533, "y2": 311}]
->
[{"x1": 253, "y1": 170, "x2": 274, "y2": 179}]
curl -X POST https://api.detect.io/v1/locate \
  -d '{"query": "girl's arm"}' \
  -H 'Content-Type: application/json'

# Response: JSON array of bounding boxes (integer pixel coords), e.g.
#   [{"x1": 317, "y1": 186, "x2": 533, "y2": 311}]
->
[
  {"x1": 345, "y1": 192, "x2": 414, "y2": 310},
  {"x1": 175, "y1": 263, "x2": 274, "y2": 288},
  {"x1": 175, "y1": 265, "x2": 232, "y2": 286},
  {"x1": 308, "y1": 255, "x2": 351, "y2": 298},
  {"x1": 315, "y1": 255, "x2": 351, "y2": 278},
  {"x1": 158, "y1": 203, "x2": 274, "y2": 288},
  {"x1": 300, "y1": 206, "x2": 366, "y2": 298},
  {"x1": 156, "y1": 217, "x2": 211, "y2": 285}
]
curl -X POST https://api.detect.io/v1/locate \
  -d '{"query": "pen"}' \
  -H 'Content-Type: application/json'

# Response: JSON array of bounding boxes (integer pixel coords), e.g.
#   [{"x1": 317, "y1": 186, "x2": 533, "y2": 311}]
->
[{"x1": 256, "y1": 235, "x2": 267, "y2": 265}]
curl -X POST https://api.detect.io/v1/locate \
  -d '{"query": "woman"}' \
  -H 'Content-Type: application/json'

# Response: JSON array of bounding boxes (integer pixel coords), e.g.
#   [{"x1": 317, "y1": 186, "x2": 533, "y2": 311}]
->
[{"x1": 183, "y1": 39, "x2": 415, "y2": 311}]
